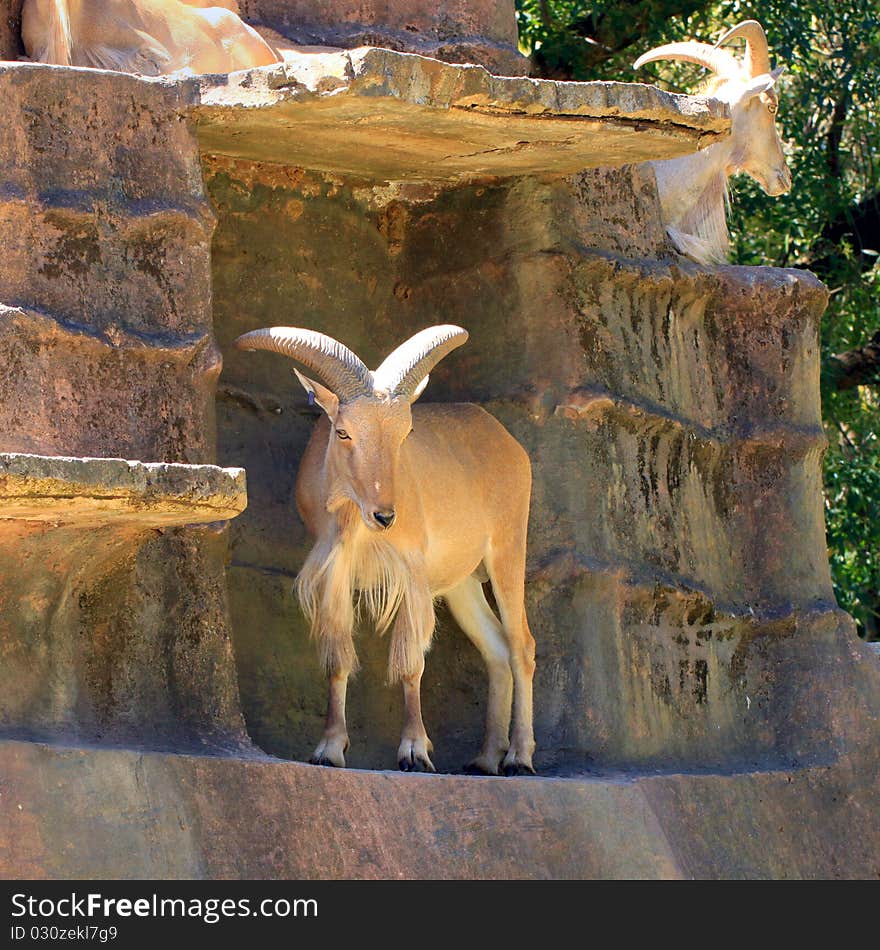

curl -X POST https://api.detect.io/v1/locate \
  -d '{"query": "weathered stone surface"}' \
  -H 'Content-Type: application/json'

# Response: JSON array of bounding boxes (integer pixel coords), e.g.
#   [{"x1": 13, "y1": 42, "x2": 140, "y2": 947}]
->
[
  {"x1": 0, "y1": 522, "x2": 249, "y2": 749},
  {"x1": 0, "y1": 64, "x2": 216, "y2": 463},
  {"x1": 0, "y1": 51, "x2": 728, "y2": 189},
  {"x1": 241, "y1": 0, "x2": 527, "y2": 75},
  {"x1": 209, "y1": 158, "x2": 871, "y2": 774},
  {"x1": 0, "y1": 61, "x2": 248, "y2": 750},
  {"x1": 193, "y1": 47, "x2": 728, "y2": 181},
  {"x1": 0, "y1": 306, "x2": 220, "y2": 462},
  {"x1": 0, "y1": 453, "x2": 246, "y2": 526},
  {"x1": 1, "y1": 737, "x2": 877, "y2": 879}
]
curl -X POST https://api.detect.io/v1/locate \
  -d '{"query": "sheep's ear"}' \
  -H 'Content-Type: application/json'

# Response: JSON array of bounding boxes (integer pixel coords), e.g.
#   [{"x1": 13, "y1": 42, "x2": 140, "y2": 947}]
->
[
  {"x1": 410, "y1": 374, "x2": 430, "y2": 404},
  {"x1": 741, "y1": 73, "x2": 777, "y2": 101},
  {"x1": 293, "y1": 368, "x2": 339, "y2": 419},
  {"x1": 770, "y1": 65, "x2": 786, "y2": 82}
]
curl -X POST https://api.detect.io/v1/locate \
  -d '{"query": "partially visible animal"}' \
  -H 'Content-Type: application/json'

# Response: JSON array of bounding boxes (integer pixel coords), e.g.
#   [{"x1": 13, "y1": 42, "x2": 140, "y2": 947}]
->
[
  {"x1": 21, "y1": 0, "x2": 281, "y2": 75},
  {"x1": 234, "y1": 325, "x2": 537, "y2": 776},
  {"x1": 634, "y1": 20, "x2": 791, "y2": 264}
]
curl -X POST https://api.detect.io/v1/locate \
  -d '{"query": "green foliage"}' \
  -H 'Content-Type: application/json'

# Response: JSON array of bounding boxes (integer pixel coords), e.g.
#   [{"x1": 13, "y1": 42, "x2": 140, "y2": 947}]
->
[
  {"x1": 824, "y1": 381, "x2": 880, "y2": 635},
  {"x1": 726, "y1": 2, "x2": 880, "y2": 636},
  {"x1": 517, "y1": 0, "x2": 880, "y2": 636},
  {"x1": 515, "y1": 1, "x2": 714, "y2": 79}
]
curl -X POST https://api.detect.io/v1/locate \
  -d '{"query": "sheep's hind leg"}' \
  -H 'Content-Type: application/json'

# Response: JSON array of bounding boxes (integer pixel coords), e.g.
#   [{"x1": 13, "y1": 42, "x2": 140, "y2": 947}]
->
[
  {"x1": 485, "y1": 542, "x2": 536, "y2": 776},
  {"x1": 310, "y1": 670, "x2": 351, "y2": 768},
  {"x1": 444, "y1": 574, "x2": 513, "y2": 775}
]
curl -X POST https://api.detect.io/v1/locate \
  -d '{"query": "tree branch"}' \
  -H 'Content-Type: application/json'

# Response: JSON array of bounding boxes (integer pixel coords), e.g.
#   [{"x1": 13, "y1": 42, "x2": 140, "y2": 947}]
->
[
  {"x1": 826, "y1": 328, "x2": 880, "y2": 390},
  {"x1": 826, "y1": 92, "x2": 849, "y2": 181},
  {"x1": 529, "y1": 0, "x2": 711, "y2": 78},
  {"x1": 571, "y1": 0, "x2": 712, "y2": 68},
  {"x1": 808, "y1": 190, "x2": 880, "y2": 276}
]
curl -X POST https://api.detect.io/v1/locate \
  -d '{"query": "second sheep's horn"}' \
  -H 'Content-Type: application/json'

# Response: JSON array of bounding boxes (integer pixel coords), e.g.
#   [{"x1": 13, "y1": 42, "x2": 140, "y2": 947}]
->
[
  {"x1": 714, "y1": 20, "x2": 771, "y2": 77},
  {"x1": 633, "y1": 41, "x2": 740, "y2": 80}
]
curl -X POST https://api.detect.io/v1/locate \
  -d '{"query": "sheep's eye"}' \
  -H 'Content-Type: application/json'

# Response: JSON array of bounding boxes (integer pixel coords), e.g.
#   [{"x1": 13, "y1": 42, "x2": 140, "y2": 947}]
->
[
  {"x1": 767, "y1": 103, "x2": 777, "y2": 115},
  {"x1": 336, "y1": 429, "x2": 351, "y2": 440}
]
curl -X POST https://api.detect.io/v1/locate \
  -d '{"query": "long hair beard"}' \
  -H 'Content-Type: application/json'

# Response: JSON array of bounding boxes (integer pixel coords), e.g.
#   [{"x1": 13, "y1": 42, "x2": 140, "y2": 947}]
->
[
  {"x1": 296, "y1": 504, "x2": 435, "y2": 681},
  {"x1": 671, "y1": 173, "x2": 731, "y2": 264}
]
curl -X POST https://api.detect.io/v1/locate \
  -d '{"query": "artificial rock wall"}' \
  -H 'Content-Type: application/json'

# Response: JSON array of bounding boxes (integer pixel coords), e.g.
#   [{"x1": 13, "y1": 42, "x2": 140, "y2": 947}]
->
[
  {"x1": 0, "y1": 24, "x2": 876, "y2": 780},
  {"x1": 1, "y1": 8, "x2": 879, "y2": 880},
  {"x1": 211, "y1": 158, "x2": 861, "y2": 773},
  {"x1": 0, "y1": 33, "x2": 734, "y2": 772},
  {"x1": 239, "y1": 0, "x2": 526, "y2": 74},
  {"x1": 0, "y1": 64, "x2": 248, "y2": 750}
]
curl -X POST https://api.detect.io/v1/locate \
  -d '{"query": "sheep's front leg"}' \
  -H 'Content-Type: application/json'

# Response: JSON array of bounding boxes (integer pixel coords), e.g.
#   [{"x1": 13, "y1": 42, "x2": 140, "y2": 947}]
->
[
  {"x1": 398, "y1": 659, "x2": 435, "y2": 773},
  {"x1": 389, "y1": 577, "x2": 436, "y2": 772},
  {"x1": 303, "y1": 543, "x2": 357, "y2": 769},
  {"x1": 310, "y1": 669, "x2": 351, "y2": 768}
]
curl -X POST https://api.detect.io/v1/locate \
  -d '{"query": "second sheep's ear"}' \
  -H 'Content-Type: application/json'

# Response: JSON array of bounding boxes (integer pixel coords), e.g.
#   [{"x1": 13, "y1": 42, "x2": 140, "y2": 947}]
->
[
  {"x1": 293, "y1": 368, "x2": 339, "y2": 419},
  {"x1": 740, "y1": 73, "x2": 777, "y2": 101},
  {"x1": 410, "y1": 374, "x2": 430, "y2": 403}
]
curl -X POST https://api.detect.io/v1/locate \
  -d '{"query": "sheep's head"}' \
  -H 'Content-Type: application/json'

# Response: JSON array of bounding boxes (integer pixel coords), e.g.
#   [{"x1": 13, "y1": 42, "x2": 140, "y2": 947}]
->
[
  {"x1": 634, "y1": 20, "x2": 791, "y2": 196},
  {"x1": 233, "y1": 325, "x2": 468, "y2": 531}
]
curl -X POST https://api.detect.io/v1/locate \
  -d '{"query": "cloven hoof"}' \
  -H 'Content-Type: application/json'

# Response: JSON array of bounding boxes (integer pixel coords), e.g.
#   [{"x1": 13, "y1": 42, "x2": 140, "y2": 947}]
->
[{"x1": 398, "y1": 757, "x2": 436, "y2": 773}]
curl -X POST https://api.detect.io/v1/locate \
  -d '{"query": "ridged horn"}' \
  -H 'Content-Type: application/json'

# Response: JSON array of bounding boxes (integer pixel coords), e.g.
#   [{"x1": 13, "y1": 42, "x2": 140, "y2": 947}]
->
[
  {"x1": 714, "y1": 20, "x2": 771, "y2": 78},
  {"x1": 633, "y1": 41, "x2": 741, "y2": 81},
  {"x1": 373, "y1": 325, "x2": 469, "y2": 398},
  {"x1": 233, "y1": 327, "x2": 373, "y2": 402}
]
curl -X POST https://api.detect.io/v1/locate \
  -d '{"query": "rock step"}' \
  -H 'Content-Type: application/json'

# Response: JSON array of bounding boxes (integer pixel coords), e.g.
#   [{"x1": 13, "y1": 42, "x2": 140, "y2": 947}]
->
[
  {"x1": 0, "y1": 452, "x2": 247, "y2": 527},
  {"x1": 552, "y1": 386, "x2": 826, "y2": 452},
  {"x1": 0, "y1": 302, "x2": 215, "y2": 351},
  {"x1": 2, "y1": 737, "x2": 878, "y2": 878},
  {"x1": 189, "y1": 45, "x2": 729, "y2": 180},
  {"x1": 0, "y1": 304, "x2": 220, "y2": 463}
]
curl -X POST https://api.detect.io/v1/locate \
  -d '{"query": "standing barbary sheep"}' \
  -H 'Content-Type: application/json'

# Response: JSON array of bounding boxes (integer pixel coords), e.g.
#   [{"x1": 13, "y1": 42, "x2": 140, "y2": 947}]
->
[
  {"x1": 21, "y1": 0, "x2": 281, "y2": 75},
  {"x1": 634, "y1": 20, "x2": 791, "y2": 264},
  {"x1": 234, "y1": 325, "x2": 537, "y2": 775}
]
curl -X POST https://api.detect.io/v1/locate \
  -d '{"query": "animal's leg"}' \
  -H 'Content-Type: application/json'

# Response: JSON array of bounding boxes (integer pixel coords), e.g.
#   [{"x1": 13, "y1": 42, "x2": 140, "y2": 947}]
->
[
  {"x1": 206, "y1": 9, "x2": 282, "y2": 68},
  {"x1": 301, "y1": 534, "x2": 357, "y2": 769},
  {"x1": 485, "y1": 542, "x2": 536, "y2": 775},
  {"x1": 398, "y1": 657, "x2": 435, "y2": 772},
  {"x1": 444, "y1": 575, "x2": 513, "y2": 774},
  {"x1": 310, "y1": 669, "x2": 351, "y2": 768},
  {"x1": 387, "y1": 574, "x2": 436, "y2": 772}
]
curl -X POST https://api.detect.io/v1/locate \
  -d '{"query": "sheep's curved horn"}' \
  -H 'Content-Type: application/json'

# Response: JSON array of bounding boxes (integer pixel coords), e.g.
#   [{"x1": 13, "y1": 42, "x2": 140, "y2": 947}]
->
[
  {"x1": 633, "y1": 41, "x2": 741, "y2": 80},
  {"x1": 233, "y1": 327, "x2": 373, "y2": 402},
  {"x1": 373, "y1": 325, "x2": 469, "y2": 398},
  {"x1": 714, "y1": 20, "x2": 771, "y2": 78}
]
